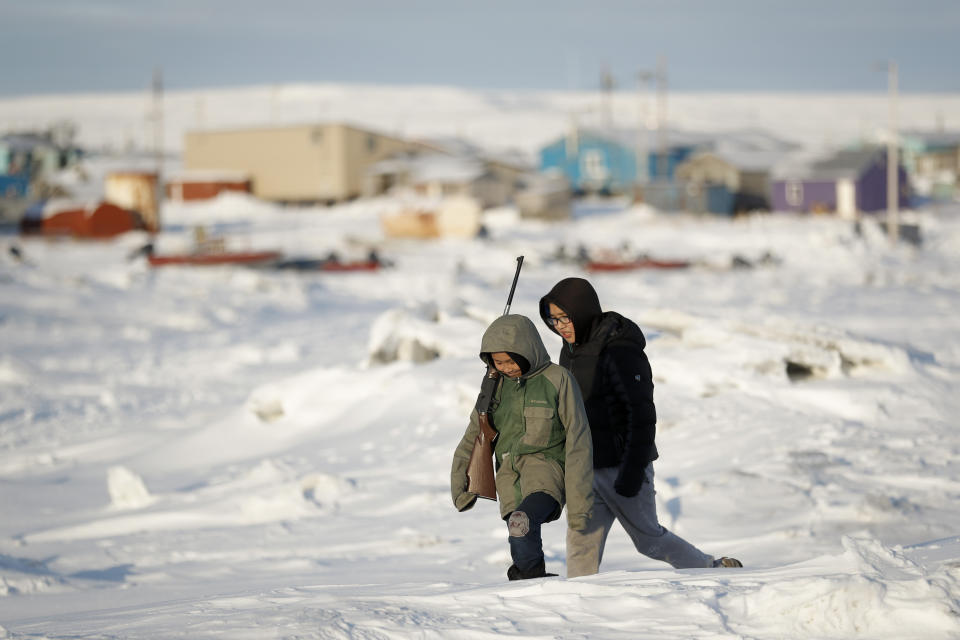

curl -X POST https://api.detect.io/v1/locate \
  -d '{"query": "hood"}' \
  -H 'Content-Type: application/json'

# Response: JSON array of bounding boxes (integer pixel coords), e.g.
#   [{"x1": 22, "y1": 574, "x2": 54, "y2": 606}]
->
[
  {"x1": 479, "y1": 314, "x2": 551, "y2": 376},
  {"x1": 539, "y1": 277, "x2": 602, "y2": 345},
  {"x1": 592, "y1": 311, "x2": 647, "y2": 351}
]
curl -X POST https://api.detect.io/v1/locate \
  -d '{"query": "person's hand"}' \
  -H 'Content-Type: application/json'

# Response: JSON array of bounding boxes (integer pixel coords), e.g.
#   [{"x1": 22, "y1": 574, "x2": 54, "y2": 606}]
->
[
  {"x1": 614, "y1": 463, "x2": 646, "y2": 497},
  {"x1": 454, "y1": 489, "x2": 477, "y2": 512}
]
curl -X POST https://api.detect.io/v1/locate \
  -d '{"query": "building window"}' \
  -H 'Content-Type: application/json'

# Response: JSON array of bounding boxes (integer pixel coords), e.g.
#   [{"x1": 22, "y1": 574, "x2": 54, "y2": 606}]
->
[
  {"x1": 581, "y1": 149, "x2": 609, "y2": 182},
  {"x1": 367, "y1": 135, "x2": 377, "y2": 153},
  {"x1": 785, "y1": 181, "x2": 803, "y2": 207}
]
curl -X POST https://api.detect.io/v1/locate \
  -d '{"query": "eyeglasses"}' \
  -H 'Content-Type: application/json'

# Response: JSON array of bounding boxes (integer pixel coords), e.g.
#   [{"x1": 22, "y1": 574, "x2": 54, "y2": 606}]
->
[{"x1": 547, "y1": 315, "x2": 572, "y2": 327}]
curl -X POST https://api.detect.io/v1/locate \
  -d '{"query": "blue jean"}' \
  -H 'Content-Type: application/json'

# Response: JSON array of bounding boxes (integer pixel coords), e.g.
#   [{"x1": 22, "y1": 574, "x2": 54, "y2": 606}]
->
[{"x1": 506, "y1": 491, "x2": 560, "y2": 572}]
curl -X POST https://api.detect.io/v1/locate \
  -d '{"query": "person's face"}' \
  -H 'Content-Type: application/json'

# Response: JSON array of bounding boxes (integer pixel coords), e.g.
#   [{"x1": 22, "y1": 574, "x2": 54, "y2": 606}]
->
[
  {"x1": 548, "y1": 303, "x2": 575, "y2": 343},
  {"x1": 490, "y1": 352, "x2": 522, "y2": 378}
]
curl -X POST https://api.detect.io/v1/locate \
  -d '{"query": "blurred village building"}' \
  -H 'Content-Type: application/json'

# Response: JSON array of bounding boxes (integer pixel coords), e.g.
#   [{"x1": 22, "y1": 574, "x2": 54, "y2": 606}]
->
[
  {"x1": 900, "y1": 130, "x2": 960, "y2": 204},
  {"x1": 184, "y1": 123, "x2": 438, "y2": 205},
  {"x1": 771, "y1": 148, "x2": 910, "y2": 218},
  {"x1": 0, "y1": 127, "x2": 153, "y2": 237},
  {"x1": 21, "y1": 199, "x2": 146, "y2": 238},
  {"x1": 364, "y1": 137, "x2": 530, "y2": 209},
  {"x1": 184, "y1": 122, "x2": 559, "y2": 238},
  {"x1": 165, "y1": 170, "x2": 252, "y2": 203},
  {"x1": 538, "y1": 126, "x2": 799, "y2": 215},
  {"x1": 0, "y1": 127, "x2": 84, "y2": 225},
  {"x1": 536, "y1": 123, "x2": 960, "y2": 217},
  {"x1": 369, "y1": 141, "x2": 558, "y2": 238},
  {"x1": 5, "y1": 116, "x2": 959, "y2": 242}
]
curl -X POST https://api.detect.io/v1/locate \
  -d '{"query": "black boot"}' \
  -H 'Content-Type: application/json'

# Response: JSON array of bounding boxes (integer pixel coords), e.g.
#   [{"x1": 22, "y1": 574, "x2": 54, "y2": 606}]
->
[{"x1": 507, "y1": 559, "x2": 557, "y2": 581}]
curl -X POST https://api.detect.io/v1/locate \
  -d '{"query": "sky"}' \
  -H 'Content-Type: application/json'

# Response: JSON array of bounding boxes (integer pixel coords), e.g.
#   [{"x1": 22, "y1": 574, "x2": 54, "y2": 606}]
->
[{"x1": 0, "y1": 0, "x2": 958, "y2": 97}]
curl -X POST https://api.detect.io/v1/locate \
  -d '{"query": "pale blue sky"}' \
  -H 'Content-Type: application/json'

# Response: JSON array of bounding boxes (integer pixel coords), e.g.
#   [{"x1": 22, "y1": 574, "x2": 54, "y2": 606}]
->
[{"x1": 1, "y1": 0, "x2": 957, "y2": 97}]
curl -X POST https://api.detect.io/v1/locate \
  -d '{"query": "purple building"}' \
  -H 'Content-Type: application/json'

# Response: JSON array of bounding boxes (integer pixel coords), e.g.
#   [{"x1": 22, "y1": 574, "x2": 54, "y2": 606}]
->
[{"x1": 771, "y1": 148, "x2": 909, "y2": 216}]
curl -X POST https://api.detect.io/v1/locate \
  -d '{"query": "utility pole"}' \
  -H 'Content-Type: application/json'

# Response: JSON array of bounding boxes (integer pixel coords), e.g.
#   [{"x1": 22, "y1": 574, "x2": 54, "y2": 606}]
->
[
  {"x1": 655, "y1": 56, "x2": 668, "y2": 181},
  {"x1": 636, "y1": 70, "x2": 655, "y2": 187},
  {"x1": 885, "y1": 61, "x2": 899, "y2": 244},
  {"x1": 600, "y1": 65, "x2": 615, "y2": 132},
  {"x1": 152, "y1": 67, "x2": 164, "y2": 233}
]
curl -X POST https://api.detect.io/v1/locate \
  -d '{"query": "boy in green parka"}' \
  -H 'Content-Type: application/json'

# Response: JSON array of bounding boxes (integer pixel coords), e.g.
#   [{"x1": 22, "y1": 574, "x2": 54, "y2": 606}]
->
[{"x1": 451, "y1": 314, "x2": 594, "y2": 580}]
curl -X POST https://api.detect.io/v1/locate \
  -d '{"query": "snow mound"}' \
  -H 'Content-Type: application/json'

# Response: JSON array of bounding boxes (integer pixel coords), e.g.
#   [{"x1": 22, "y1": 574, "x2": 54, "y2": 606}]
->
[
  {"x1": 725, "y1": 536, "x2": 960, "y2": 639},
  {"x1": 0, "y1": 355, "x2": 35, "y2": 385},
  {"x1": 248, "y1": 393, "x2": 285, "y2": 424},
  {"x1": 300, "y1": 472, "x2": 355, "y2": 507},
  {"x1": 744, "y1": 320, "x2": 914, "y2": 380},
  {"x1": 107, "y1": 466, "x2": 153, "y2": 510},
  {"x1": 0, "y1": 555, "x2": 67, "y2": 597},
  {"x1": 367, "y1": 303, "x2": 479, "y2": 365}
]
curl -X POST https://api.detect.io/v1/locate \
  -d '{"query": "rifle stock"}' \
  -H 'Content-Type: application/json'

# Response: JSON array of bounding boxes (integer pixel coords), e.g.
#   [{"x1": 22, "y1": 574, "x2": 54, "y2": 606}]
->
[
  {"x1": 466, "y1": 366, "x2": 500, "y2": 500},
  {"x1": 466, "y1": 412, "x2": 498, "y2": 500}
]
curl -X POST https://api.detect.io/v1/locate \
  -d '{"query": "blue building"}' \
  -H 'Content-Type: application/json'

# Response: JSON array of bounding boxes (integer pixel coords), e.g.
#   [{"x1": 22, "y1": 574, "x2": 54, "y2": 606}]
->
[
  {"x1": 0, "y1": 131, "x2": 83, "y2": 223},
  {"x1": 539, "y1": 127, "x2": 705, "y2": 195}
]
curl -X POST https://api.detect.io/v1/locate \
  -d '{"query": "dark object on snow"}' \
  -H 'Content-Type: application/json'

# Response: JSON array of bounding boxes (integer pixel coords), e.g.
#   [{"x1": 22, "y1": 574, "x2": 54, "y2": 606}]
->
[
  {"x1": 888, "y1": 222, "x2": 923, "y2": 247},
  {"x1": 731, "y1": 251, "x2": 780, "y2": 270},
  {"x1": 273, "y1": 255, "x2": 385, "y2": 272},
  {"x1": 9, "y1": 245, "x2": 23, "y2": 262},
  {"x1": 507, "y1": 559, "x2": 557, "y2": 580},
  {"x1": 713, "y1": 557, "x2": 743, "y2": 568},
  {"x1": 127, "y1": 242, "x2": 154, "y2": 261}
]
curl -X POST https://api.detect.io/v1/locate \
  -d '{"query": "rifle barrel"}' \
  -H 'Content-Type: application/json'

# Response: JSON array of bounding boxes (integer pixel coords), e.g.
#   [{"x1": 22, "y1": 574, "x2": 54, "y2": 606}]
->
[{"x1": 503, "y1": 256, "x2": 524, "y2": 315}]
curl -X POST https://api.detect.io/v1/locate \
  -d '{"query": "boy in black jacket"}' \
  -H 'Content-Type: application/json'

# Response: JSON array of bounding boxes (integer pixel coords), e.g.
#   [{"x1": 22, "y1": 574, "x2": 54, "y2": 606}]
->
[{"x1": 540, "y1": 277, "x2": 741, "y2": 577}]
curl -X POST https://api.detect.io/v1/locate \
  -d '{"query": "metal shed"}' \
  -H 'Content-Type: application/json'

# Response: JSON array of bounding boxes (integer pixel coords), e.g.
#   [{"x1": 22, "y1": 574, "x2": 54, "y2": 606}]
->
[{"x1": 184, "y1": 123, "x2": 430, "y2": 204}]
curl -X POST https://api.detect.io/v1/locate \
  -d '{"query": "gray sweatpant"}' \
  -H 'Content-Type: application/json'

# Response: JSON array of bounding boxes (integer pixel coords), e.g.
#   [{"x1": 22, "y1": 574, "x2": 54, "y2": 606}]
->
[{"x1": 566, "y1": 464, "x2": 714, "y2": 578}]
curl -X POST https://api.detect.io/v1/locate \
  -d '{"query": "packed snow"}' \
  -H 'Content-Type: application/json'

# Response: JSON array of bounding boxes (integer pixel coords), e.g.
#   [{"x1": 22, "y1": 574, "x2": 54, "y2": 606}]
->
[{"x1": 1, "y1": 85, "x2": 960, "y2": 638}]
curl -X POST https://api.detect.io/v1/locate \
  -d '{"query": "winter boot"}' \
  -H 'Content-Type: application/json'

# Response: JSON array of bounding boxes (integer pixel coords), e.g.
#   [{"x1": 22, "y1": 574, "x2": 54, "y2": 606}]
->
[
  {"x1": 507, "y1": 559, "x2": 558, "y2": 580},
  {"x1": 712, "y1": 557, "x2": 743, "y2": 568}
]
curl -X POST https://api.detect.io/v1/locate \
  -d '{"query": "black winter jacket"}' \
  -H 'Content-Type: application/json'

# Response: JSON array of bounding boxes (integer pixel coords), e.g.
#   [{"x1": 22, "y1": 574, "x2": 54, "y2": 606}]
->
[{"x1": 540, "y1": 278, "x2": 659, "y2": 497}]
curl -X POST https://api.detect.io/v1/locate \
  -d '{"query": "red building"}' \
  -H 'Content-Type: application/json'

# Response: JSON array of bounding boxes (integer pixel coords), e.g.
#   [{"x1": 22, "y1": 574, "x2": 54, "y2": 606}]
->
[
  {"x1": 165, "y1": 171, "x2": 252, "y2": 202},
  {"x1": 20, "y1": 200, "x2": 145, "y2": 238}
]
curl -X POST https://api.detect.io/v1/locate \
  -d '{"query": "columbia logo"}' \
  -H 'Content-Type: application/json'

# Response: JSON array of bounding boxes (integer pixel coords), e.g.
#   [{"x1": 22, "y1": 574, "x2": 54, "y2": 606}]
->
[{"x1": 527, "y1": 399, "x2": 548, "y2": 405}]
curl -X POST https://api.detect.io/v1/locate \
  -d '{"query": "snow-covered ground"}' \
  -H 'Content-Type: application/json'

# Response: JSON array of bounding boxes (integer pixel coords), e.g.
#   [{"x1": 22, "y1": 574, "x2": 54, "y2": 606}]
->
[
  {"x1": 1, "y1": 194, "x2": 959, "y2": 638},
  {"x1": 2, "y1": 84, "x2": 960, "y2": 638}
]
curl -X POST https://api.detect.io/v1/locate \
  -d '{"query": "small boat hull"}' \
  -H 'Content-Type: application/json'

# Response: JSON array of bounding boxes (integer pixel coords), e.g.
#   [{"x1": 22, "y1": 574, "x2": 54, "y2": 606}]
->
[
  {"x1": 586, "y1": 259, "x2": 690, "y2": 272},
  {"x1": 147, "y1": 251, "x2": 282, "y2": 267}
]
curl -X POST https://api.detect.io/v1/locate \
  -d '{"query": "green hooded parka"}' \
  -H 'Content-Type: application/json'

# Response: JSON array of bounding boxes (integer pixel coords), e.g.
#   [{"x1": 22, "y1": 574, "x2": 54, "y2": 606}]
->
[{"x1": 450, "y1": 315, "x2": 594, "y2": 530}]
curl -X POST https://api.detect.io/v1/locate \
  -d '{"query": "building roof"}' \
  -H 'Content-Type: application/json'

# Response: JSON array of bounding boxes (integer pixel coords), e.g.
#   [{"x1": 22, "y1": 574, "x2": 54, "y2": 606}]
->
[
  {"x1": 417, "y1": 136, "x2": 532, "y2": 172},
  {"x1": 166, "y1": 169, "x2": 252, "y2": 182},
  {"x1": 0, "y1": 132, "x2": 58, "y2": 152},
  {"x1": 368, "y1": 152, "x2": 485, "y2": 185},
  {"x1": 901, "y1": 130, "x2": 960, "y2": 151},
  {"x1": 567, "y1": 126, "x2": 715, "y2": 152},
  {"x1": 690, "y1": 132, "x2": 802, "y2": 172},
  {"x1": 808, "y1": 148, "x2": 883, "y2": 179},
  {"x1": 771, "y1": 147, "x2": 886, "y2": 181},
  {"x1": 23, "y1": 198, "x2": 102, "y2": 220}
]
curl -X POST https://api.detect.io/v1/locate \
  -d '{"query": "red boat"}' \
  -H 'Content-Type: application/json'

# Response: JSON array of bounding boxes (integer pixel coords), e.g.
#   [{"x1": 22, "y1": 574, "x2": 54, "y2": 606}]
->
[
  {"x1": 147, "y1": 251, "x2": 282, "y2": 267},
  {"x1": 586, "y1": 258, "x2": 690, "y2": 272},
  {"x1": 317, "y1": 260, "x2": 381, "y2": 272}
]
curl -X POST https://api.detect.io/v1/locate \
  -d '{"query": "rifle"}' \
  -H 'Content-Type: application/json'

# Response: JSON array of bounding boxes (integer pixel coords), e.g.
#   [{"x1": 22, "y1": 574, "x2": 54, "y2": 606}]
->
[{"x1": 466, "y1": 255, "x2": 524, "y2": 501}]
